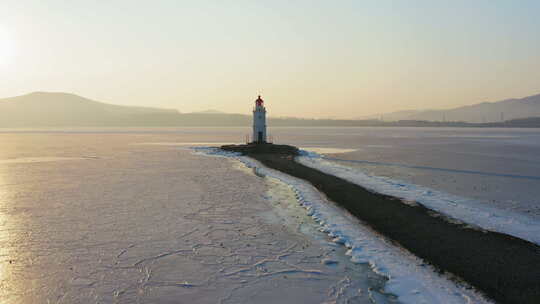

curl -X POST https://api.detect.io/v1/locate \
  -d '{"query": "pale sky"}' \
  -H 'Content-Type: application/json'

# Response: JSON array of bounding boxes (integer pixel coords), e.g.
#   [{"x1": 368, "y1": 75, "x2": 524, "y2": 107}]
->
[{"x1": 1, "y1": 0, "x2": 539, "y2": 118}]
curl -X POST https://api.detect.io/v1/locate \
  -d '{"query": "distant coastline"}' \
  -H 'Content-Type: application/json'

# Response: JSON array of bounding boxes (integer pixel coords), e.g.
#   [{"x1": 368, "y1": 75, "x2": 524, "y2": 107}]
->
[
  {"x1": 2, "y1": 92, "x2": 540, "y2": 128},
  {"x1": 3, "y1": 114, "x2": 540, "y2": 128}
]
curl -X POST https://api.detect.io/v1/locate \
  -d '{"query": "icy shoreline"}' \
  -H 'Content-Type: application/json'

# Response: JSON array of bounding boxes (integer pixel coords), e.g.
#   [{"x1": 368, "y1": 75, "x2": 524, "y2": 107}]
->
[
  {"x1": 194, "y1": 147, "x2": 492, "y2": 304},
  {"x1": 297, "y1": 151, "x2": 540, "y2": 246}
]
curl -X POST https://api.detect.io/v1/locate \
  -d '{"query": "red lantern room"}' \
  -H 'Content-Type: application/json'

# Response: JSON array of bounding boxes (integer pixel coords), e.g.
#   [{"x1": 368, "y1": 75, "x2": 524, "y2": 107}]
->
[{"x1": 255, "y1": 95, "x2": 264, "y2": 106}]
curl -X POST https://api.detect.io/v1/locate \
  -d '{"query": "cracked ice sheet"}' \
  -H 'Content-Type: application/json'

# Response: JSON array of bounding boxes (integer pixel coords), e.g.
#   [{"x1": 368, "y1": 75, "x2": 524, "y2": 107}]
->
[
  {"x1": 0, "y1": 133, "x2": 389, "y2": 304},
  {"x1": 195, "y1": 147, "x2": 493, "y2": 304}
]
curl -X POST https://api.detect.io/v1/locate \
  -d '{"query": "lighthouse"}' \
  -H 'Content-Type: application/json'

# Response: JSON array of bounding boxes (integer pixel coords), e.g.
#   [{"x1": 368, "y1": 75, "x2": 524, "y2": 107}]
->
[{"x1": 252, "y1": 95, "x2": 267, "y2": 143}]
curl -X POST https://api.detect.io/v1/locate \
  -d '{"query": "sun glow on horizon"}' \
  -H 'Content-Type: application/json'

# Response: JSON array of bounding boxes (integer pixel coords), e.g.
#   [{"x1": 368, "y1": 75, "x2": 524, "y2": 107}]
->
[
  {"x1": 0, "y1": 27, "x2": 15, "y2": 66},
  {"x1": 0, "y1": 2, "x2": 540, "y2": 117}
]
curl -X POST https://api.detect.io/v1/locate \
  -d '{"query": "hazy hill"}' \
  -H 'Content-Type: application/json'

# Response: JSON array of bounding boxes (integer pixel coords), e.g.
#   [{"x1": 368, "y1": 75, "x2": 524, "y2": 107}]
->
[
  {"x1": 190, "y1": 109, "x2": 226, "y2": 114},
  {"x1": 0, "y1": 92, "x2": 376, "y2": 127},
  {"x1": 0, "y1": 92, "x2": 178, "y2": 127},
  {"x1": 1, "y1": 91, "x2": 540, "y2": 127},
  {"x1": 377, "y1": 93, "x2": 540, "y2": 122}
]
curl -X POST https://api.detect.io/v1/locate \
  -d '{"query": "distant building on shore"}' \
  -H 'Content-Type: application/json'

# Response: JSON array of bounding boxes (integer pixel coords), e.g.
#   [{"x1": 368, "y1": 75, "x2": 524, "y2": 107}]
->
[{"x1": 252, "y1": 95, "x2": 267, "y2": 143}]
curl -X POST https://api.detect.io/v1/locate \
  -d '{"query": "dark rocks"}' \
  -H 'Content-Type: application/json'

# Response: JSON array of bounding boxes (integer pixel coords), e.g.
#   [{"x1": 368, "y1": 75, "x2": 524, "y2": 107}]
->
[{"x1": 221, "y1": 143, "x2": 299, "y2": 156}]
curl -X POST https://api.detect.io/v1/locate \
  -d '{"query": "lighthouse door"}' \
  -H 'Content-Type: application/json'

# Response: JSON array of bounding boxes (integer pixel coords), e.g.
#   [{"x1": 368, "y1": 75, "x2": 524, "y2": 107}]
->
[{"x1": 258, "y1": 131, "x2": 263, "y2": 143}]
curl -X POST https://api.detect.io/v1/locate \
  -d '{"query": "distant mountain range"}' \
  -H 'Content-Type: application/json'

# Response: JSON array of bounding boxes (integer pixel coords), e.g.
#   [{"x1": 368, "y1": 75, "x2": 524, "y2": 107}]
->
[
  {"x1": 0, "y1": 92, "x2": 179, "y2": 127},
  {"x1": 366, "y1": 93, "x2": 540, "y2": 123},
  {"x1": 1, "y1": 91, "x2": 540, "y2": 127},
  {"x1": 190, "y1": 109, "x2": 227, "y2": 114}
]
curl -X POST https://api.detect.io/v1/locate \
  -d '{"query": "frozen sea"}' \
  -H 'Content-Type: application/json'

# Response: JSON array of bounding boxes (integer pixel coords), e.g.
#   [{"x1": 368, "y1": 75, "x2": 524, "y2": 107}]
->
[
  {"x1": 0, "y1": 130, "x2": 394, "y2": 304},
  {"x1": 1, "y1": 126, "x2": 537, "y2": 303},
  {"x1": 290, "y1": 127, "x2": 540, "y2": 220}
]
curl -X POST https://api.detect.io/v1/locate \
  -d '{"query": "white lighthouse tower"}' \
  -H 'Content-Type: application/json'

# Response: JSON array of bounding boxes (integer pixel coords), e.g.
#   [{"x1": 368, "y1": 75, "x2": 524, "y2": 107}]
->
[{"x1": 252, "y1": 95, "x2": 267, "y2": 143}]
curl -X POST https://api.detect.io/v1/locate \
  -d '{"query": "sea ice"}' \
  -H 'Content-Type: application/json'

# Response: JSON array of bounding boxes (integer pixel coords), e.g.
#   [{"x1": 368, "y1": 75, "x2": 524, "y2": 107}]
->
[
  {"x1": 297, "y1": 151, "x2": 540, "y2": 245},
  {"x1": 195, "y1": 147, "x2": 493, "y2": 304}
]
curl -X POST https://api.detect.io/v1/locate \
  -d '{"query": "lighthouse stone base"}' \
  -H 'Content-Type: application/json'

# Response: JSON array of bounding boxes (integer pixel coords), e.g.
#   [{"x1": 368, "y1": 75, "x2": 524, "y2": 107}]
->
[{"x1": 220, "y1": 143, "x2": 299, "y2": 156}]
